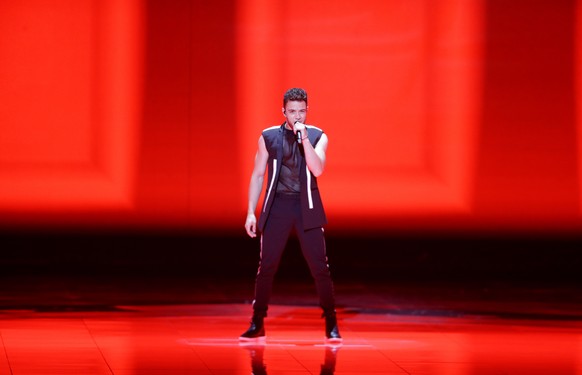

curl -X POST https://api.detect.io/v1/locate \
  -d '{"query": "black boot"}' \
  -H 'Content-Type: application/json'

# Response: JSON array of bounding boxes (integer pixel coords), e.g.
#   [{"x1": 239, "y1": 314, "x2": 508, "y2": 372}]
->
[
  {"x1": 324, "y1": 313, "x2": 342, "y2": 342},
  {"x1": 239, "y1": 316, "x2": 266, "y2": 341}
]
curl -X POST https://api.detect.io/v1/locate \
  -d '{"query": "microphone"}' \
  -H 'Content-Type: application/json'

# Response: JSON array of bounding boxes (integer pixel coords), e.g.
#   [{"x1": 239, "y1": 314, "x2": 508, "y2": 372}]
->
[{"x1": 295, "y1": 121, "x2": 302, "y2": 144}]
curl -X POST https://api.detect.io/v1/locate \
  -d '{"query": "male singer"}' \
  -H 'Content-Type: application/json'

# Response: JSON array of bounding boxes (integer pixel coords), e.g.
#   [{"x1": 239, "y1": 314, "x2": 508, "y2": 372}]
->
[{"x1": 239, "y1": 87, "x2": 341, "y2": 342}]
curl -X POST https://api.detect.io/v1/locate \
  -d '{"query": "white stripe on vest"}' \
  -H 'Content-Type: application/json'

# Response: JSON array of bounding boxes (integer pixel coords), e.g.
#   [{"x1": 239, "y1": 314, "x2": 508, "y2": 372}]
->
[
  {"x1": 263, "y1": 159, "x2": 277, "y2": 213},
  {"x1": 306, "y1": 165, "x2": 313, "y2": 209}
]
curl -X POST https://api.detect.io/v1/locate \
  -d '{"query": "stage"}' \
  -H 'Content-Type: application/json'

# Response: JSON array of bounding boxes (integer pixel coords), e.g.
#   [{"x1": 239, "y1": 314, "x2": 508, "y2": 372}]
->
[
  {"x1": 1, "y1": 302, "x2": 581, "y2": 375},
  {"x1": 0, "y1": 268, "x2": 581, "y2": 374},
  {"x1": 0, "y1": 232, "x2": 580, "y2": 374}
]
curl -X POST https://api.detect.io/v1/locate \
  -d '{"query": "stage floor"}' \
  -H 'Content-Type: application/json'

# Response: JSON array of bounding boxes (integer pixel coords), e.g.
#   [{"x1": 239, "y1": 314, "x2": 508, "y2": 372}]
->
[
  {"x1": 1, "y1": 232, "x2": 582, "y2": 373},
  {"x1": 1, "y1": 300, "x2": 582, "y2": 374}
]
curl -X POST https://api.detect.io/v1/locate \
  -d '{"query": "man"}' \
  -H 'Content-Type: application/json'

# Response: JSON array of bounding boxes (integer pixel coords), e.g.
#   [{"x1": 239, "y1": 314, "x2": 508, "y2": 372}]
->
[{"x1": 240, "y1": 87, "x2": 341, "y2": 342}]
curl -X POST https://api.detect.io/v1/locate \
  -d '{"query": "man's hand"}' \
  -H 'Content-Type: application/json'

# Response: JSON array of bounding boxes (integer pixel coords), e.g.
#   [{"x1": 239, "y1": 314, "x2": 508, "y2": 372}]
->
[
  {"x1": 293, "y1": 122, "x2": 308, "y2": 140},
  {"x1": 245, "y1": 213, "x2": 257, "y2": 238}
]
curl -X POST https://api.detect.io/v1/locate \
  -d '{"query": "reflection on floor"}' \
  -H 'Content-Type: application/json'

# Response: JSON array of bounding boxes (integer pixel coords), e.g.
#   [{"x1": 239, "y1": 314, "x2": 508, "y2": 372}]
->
[
  {"x1": 1, "y1": 301, "x2": 582, "y2": 374},
  {"x1": 1, "y1": 232, "x2": 582, "y2": 373}
]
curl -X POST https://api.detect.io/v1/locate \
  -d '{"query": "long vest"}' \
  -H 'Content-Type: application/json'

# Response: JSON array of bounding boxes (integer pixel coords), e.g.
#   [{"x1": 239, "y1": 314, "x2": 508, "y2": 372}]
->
[{"x1": 257, "y1": 123, "x2": 328, "y2": 232}]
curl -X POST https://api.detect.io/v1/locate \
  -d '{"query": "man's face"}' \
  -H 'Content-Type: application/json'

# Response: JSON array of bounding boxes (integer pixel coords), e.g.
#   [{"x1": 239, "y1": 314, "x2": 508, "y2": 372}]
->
[{"x1": 283, "y1": 100, "x2": 307, "y2": 127}]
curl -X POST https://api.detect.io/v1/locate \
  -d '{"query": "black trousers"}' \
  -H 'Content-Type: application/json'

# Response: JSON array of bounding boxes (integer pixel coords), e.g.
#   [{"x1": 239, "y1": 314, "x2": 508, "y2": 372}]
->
[{"x1": 252, "y1": 194, "x2": 336, "y2": 318}]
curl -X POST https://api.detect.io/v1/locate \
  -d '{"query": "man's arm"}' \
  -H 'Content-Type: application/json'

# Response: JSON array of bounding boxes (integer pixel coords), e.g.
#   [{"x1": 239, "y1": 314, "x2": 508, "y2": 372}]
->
[
  {"x1": 245, "y1": 135, "x2": 269, "y2": 238},
  {"x1": 293, "y1": 122, "x2": 327, "y2": 177},
  {"x1": 301, "y1": 131, "x2": 328, "y2": 177}
]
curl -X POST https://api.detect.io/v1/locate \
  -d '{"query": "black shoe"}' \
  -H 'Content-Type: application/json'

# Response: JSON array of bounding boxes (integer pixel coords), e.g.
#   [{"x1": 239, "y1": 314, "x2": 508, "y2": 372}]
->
[
  {"x1": 325, "y1": 315, "x2": 342, "y2": 343},
  {"x1": 239, "y1": 320, "x2": 266, "y2": 341}
]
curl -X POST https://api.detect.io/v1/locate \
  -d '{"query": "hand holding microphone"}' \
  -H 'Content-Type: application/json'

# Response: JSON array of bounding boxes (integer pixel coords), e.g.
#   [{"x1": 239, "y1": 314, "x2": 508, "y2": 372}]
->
[{"x1": 293, "y1": 121, "x2": 307, "y2": 144}]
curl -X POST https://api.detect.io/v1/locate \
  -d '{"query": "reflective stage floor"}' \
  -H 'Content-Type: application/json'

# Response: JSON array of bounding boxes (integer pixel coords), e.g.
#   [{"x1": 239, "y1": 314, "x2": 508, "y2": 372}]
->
[
  {"x1": 1, "y1": 232, "x2": 582, "y2": 374},
  {"x1": 1, "y1": 280, "x2": 582, "y2": 374}
]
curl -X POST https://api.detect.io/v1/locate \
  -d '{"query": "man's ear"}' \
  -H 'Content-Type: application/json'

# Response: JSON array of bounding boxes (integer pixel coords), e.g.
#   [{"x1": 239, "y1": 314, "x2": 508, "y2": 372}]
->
[{"x1": 282, "y1": 107, "x2": 286, "y2": 116}]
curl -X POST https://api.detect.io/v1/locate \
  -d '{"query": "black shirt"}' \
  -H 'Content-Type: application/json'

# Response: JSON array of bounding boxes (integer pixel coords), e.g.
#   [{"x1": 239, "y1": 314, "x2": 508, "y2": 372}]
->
[{"x1": 276, "y1": 127, "x2": 301, "y2": 194}]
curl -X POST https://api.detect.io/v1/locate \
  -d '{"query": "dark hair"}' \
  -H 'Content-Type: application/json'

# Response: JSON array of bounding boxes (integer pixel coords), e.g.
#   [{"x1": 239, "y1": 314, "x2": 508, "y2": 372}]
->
[{"x1": 283, "y1": 88, "x2": 308, "y2": 107}]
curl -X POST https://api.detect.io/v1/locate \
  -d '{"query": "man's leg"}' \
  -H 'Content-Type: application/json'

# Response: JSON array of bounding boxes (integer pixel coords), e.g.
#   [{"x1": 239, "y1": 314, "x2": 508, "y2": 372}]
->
[
  {"x1": 251, "y1": 219, "x2": 292, "y2": 317},
  {"x1": 296, "y1": 227, "x2": 342, "y2": 341},
  {"x1": 240, "y1": 198, "x2": 293, "y2": 339}
]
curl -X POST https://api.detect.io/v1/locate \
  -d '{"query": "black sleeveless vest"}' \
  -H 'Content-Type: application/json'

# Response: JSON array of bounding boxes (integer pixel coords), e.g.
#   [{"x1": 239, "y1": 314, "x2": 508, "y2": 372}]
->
[{"x1": 257, "y1": 123, "x2": 328, "y2": 231}]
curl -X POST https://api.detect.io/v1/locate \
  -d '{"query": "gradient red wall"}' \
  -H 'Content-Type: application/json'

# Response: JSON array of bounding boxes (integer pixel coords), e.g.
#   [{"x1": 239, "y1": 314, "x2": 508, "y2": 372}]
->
[{"x1": 0, "y1": 0, "x2": 580, "y2": 235}]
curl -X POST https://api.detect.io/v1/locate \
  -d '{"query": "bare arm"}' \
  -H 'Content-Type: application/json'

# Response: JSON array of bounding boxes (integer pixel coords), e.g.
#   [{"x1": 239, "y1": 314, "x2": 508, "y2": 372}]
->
[
  {"x1": 245, "y1": 135, "x2": 269, "y2": 238},
  {"x1": 302, "y1": 133, "x2": 327, "y2": 177},
  {"x1": 294, "y1": 123, "x2": 328, "y2": 177}
]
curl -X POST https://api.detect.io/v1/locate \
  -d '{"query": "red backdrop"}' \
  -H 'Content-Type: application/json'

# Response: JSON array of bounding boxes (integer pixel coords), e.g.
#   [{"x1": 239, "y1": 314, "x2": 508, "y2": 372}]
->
[{"x1": 0, "y1": 0, "x2": 581, "y2": 235}]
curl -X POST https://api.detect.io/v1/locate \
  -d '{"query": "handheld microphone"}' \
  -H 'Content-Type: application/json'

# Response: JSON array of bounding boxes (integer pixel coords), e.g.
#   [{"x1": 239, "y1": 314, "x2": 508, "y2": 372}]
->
[{"x1": 295, "y1": 121, "x2": 302, "y2": 144}]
